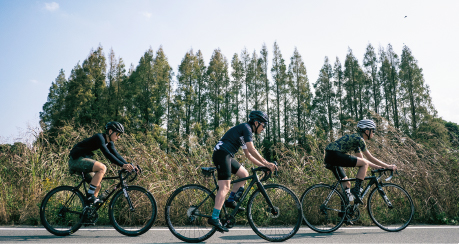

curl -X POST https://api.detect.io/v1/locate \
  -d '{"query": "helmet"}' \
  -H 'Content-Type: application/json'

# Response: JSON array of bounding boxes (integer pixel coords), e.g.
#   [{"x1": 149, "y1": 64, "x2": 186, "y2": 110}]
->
[
  {"x1": 105, "y1": 121, "x2": 125, "y2": 133},
  {"x1": 357, "y1": 119, "x2": 376, "y2": 131},
  {"x1": 249, "y1": 111, "x2": 269, "y2": 123}
]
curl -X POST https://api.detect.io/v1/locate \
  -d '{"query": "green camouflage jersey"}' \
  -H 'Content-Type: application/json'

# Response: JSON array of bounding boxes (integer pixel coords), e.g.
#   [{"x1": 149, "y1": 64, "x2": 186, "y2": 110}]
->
[{"x1": 325, "y1": 133, "x2": 367, "y2": 154}]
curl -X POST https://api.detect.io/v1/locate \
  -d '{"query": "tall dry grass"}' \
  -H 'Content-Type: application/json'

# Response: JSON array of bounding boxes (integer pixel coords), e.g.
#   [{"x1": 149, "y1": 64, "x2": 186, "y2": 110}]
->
[{"x1": 0, "y1": 119, "x2": 458, "y2": 226}]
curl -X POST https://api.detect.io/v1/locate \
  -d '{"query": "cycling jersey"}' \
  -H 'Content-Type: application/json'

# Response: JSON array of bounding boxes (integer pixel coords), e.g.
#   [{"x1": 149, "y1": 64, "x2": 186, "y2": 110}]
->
[
  {"x1": 69, "y1": 133, "x2": 128, "y2": 167},
  {"x1": 214, "y1": 123, "x2": 253, "y2": 157},
  {"x1": 325, "y1": 133, "x2": 367, "y2": 154}
]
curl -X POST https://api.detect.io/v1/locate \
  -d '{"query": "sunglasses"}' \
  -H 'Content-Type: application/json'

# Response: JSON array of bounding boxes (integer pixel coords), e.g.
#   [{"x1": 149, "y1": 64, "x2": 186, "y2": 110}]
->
[
  {"x1": 115, "y1": 132, "x2": 122, "y2": 137},
  {"x1": 261, "y1": 122, "x2": 268, "y2": 129}
]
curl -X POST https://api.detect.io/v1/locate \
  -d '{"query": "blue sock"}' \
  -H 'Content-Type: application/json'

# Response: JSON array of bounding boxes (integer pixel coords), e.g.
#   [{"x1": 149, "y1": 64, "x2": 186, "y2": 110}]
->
[
  {"x1": 227, "y1": 192, "x2": 236, "y2": 202},
  {"x1": 212, "y1": 208, "x2": 220, "y2": 219}
]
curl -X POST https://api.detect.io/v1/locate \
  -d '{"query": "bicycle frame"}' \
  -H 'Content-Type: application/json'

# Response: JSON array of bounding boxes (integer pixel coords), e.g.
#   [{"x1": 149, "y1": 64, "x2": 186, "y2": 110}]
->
[
  {"x1": 192, "y1": 167, "x2": 277, "y2": 219},
  {"x1": 73, "y1": 170, "x2": 137, "y2": 211},
  {"x1": 331, "y1": 168, "x2": 394, "y2": 207}
]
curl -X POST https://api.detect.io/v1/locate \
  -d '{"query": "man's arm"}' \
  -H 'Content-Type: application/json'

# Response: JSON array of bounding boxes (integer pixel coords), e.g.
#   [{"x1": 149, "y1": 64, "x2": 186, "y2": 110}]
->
[
  {"x1": 244, "y1": 142, "x2": 277, "y2": 172},
  {"x1": 362, "y1": 150, "x2": 397, "y2": 170}
]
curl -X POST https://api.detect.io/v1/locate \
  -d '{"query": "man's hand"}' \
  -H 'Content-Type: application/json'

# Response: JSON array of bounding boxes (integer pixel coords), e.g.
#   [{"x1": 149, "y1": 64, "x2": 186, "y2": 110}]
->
[
  {"x1": 123, "y1": 163, "x2": 135, "y2": 172},
  {"x1": 266, "y1": 162, "x2": 278, "y2": 173},
  {"x1": 388, "y1": 164, "x2": 397, "y2": 171}
]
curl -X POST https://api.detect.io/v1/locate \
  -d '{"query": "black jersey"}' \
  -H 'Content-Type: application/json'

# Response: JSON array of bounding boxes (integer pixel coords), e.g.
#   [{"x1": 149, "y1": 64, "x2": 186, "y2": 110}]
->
[
  {"x1": 69, "y1": 133, "x2": 128, "y2": 167},
  {"x1": 214, "y1": 123, "x2": 253, "y2": 157}
]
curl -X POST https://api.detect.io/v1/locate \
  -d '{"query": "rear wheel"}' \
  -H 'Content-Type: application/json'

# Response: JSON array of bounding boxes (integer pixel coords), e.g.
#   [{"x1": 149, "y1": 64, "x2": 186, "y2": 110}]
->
[
  {"x1": 367, "y1": 183, "x2": 414, "y2": 232},
  {"x1": 109, "y1": 186, "x2": 157, "y2": 236},
  {"x1": 301, "y1": 184, "x2": 346, "y2": 233},
  {"x1": 247, "y1": 184, "x2": 302, "y2": 242},
  {"x1": 40, "y1": 186, "x2": 85, "y2": 236},
  {"x1": 165, "y1": 184, "x2": 217, "y2": 243}
]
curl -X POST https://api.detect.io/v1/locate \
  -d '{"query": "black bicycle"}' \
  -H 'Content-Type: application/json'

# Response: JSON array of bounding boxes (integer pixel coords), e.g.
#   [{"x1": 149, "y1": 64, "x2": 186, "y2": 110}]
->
[
  {"x1": 40, "y1": 167, "x2": 157, "y2": 236},
  {"x1": 301, "y1": 168, "x2": 414, "y2": 233},
  {"x1": 165, "y1": 164, "x2": 302, "y2": 242}
]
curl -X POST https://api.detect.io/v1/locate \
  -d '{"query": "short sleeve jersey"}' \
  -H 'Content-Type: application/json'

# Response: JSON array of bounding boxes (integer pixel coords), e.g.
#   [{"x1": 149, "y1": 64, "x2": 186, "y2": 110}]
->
[
  {"x1": 214, "y1": 123, "x2": 253, "y2": 157},
  {"x1": 325, "y1": 133, "x2": 367, "y2": 154},
  {"x1": 69, "y1": 133, "x2": 128, "y2": 167}
]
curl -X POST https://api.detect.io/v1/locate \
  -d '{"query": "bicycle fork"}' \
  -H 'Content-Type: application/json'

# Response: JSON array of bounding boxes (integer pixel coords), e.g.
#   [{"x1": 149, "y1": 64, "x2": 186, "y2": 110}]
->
[
  {"x1": 376, "y1": 185, "x2": 393, "y2": 209},
  {"x1": 256, "y1": 182, "x2": 279, "y2": 217}
]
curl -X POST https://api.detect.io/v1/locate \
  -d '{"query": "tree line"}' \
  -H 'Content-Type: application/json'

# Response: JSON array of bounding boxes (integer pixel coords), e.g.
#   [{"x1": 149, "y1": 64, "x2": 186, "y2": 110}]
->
[{"x1": 40, "y1": 42, "x2": 457, "y2": 155}]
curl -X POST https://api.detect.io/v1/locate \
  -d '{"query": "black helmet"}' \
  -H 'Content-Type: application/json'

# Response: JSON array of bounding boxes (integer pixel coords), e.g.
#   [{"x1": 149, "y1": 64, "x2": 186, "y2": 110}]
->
[
  {"x1": 249, "y1": 111, "x2": 269, "y2": 123},
  {"x1": 357, "y1": 119, "x2": 376, "y2": 132},
  {"x1": 105, "y1": 121, "x2": 125, "y2": 133}
]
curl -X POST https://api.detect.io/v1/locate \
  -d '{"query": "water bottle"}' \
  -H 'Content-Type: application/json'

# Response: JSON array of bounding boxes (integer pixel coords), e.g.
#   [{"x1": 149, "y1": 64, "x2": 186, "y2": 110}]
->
[{"x1": 99, "y1": 190, "x2": 110, "y2": 201}]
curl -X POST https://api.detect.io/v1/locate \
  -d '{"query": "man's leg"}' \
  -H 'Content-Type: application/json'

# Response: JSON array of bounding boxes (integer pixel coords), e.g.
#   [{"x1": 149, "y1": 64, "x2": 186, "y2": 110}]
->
[{"x1": 90, "y1": 161, "x2": 106, "y2": 197}]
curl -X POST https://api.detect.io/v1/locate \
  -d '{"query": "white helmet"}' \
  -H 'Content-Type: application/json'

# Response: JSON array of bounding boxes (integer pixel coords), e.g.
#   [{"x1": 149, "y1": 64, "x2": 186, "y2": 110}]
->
[{"x1": 357, "y1": 119, "x2": 376, "y2": 131}]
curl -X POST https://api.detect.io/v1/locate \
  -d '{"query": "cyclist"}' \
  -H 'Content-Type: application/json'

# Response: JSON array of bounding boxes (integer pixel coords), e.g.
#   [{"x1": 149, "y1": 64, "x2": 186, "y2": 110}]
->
[
  {"x1": 68, "y1": 121, "x2": 136, "y2": 204},
  {"x1": 324, "y1": 119, "x2": 397, "y2": 204},
  {"x1": 208, "y1": 110, "x2": 278, "y2": 232}
]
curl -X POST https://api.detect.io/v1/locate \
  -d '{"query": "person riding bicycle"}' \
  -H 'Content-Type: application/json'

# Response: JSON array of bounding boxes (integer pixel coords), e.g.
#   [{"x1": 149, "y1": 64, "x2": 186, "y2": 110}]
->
[
  {"x1": 209, "y1": 110, "x2": 278, "y2": 232},
  {"x1": 324, "y1": 119, "x2": 397, "y2": 204},
  {"x1": 68, "y1": 121, "x2": 136, "y2": 204}
]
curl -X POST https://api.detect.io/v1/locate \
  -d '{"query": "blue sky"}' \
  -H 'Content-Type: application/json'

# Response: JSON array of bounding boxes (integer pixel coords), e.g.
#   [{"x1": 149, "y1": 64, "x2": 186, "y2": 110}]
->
[{"x1": 1, "y1": 0, "x2": 458, "y2": 144}]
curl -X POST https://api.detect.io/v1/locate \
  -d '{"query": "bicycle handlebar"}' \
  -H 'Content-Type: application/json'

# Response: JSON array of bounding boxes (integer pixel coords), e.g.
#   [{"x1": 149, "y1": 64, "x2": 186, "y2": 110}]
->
[
  {"x1": 252, "y1": 161, "x2": 278, "y2": 182},
  {"x1": 118, "y1": 165, "x2": 142, "y2": 183},
  {"x1": 371, "y1": 168, "x2": 396, "y2": 181}
]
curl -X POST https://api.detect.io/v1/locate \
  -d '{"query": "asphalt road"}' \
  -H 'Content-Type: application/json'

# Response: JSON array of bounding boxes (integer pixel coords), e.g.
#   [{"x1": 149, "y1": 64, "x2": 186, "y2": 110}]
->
[{"x1": 1, "y1": 225, "x2": 458, "y2": 243}]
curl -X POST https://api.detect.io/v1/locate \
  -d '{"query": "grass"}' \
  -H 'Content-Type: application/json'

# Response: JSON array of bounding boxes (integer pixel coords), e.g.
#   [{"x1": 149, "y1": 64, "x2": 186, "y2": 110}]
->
[{"x1": 0, "y1": 119, "x2": 458, "y2": 227}]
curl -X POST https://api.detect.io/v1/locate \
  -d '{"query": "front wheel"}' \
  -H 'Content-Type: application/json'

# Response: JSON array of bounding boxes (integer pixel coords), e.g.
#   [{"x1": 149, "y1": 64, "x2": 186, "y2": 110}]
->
[
  {"x1": 165, "y1": 184, "x2": 217, "y2": 243},
  {"x1": 247, "y1": 184, "x2": 302, "y2": 242},
  {"x1": 367, "y1": 183, "x2": 414, "y2": 232},
  {"x1": 300, "y1": 184, "x2": 346, "y2": 233},
  {"x1": 109, "y1": 186, "x2": 157, "y2": 236},
  {"x1": 40, "y1": 186, "x2": 85, "y2": 236}
]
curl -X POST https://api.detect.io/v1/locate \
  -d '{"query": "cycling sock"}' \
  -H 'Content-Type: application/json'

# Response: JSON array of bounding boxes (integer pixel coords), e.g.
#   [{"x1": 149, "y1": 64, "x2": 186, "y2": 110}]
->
[
  {"x1": 87, "y1": 184, "x2": 97, "y2": 196},
  {"x1": 354, "y1": 179, "x2": 363, "y2": 189},
  {"x1": 227, "y1": 192, "x2": 236, "y2": 202},
  {"x1": 212, "y1": 208, "x2": 220, "y2": 219}
]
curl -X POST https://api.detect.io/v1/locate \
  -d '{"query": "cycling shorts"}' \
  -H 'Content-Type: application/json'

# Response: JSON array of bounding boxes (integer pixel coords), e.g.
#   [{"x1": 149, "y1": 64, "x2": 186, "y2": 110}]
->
[
  {"x1": 68, "y1": 156, "x2": 96, "y2": 183},
  {"x1": 212, "y1": 149, "x2": 241, "y2": 180},
  {"x1": 324, "y1": 150, "x2": 358, "y2": 180}
]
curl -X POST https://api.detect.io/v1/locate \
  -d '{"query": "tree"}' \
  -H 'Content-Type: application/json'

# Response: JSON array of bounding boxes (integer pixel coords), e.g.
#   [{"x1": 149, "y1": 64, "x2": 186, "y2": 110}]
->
[
  {"x1": 231, "y1": 53, "x2": 244, "y2": 125},
  {"x1": 288, "y1": 47, "x2": 311, "y2": 146},
  {"x1": 363, "y1": 43, "x2": 382, "y2": 115},
  {"x1": 333, "y1": 57, "x2": 345, "y2": 133},
  {"x1": 207, "y1": 49, "x2": 229, "y2": 130},
  {"x1": 399, "y1": 45, "x2": 436, "y2": 135},
  {"x1": 40, "y1": 69, "x2": 68, "y2": 131},
  {"x1": 271, "y1": 42, "x2": 287, "y2": 143},
  {"x1": 312, "y1": 56, "x2": 337, "y2": 141},
  {"x1": 177, "y1": 50, "x2": 197, "y2": 137}
]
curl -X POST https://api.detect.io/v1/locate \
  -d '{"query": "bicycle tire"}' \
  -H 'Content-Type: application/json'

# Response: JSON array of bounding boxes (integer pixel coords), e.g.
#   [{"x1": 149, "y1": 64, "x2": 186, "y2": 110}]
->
[
  {"x1": 109, "y1": 186, "x2": 157, "y2": 236},
  {"x1": 367, "y1": 183, "x2": 414, "y2": 232},
  {"x1": 40, "y1": 186, "x2": 85, "y2": 236},
  {"x1": 300, "y1": 184, "x2": 346, "y2": 233},
  {"x1": 247, "y1": 184, "x2": 302, "y2": 242},
  {"x1": 165, "y1": 184, "x2": 217, "y2": 243}
]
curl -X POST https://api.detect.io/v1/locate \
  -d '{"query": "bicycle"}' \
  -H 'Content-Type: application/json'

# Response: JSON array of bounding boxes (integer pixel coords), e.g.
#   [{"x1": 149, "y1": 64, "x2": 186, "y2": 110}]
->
[
  {"x1": 301, "y1": 168, "x2": 414, "y2": 233},
  {"x1": 165, "y1": 163, "x2": 303, "y2": 242},
  {"x1": 40, "y1": 166, "x2": 157, "y2": 236}
]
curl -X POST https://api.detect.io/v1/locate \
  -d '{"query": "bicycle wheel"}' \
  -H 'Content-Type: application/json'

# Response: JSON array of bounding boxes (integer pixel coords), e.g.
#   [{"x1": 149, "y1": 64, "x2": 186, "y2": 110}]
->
[
  {"x1": 40, "y1": 186, "x2": 85, "y2": 236},
  {"x1": 165, "y1": 184, "x2": 217, "y2": 243},
  {"x1": 300, "y1": 184, "x2": 346, "y2": 233},
  {"x1": 109, "y1": 186, "x2": 157, "y2": 236},
  {"x1": 367, "y1": 183, "x2": 414, "y2": 232},
  {"x1": 247, "y1": 184, "x2": 302, "y2": 242}
]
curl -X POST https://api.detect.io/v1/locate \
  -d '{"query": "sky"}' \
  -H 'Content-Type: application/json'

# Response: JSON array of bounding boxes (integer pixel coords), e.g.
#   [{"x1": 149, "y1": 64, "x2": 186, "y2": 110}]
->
[{"x1": 1, "y1": 0, "x2": 458, "y2": 144}]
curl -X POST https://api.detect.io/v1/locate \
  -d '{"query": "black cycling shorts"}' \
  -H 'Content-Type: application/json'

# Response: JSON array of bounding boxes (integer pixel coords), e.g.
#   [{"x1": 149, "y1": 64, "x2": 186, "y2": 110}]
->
[
  {"x1": 324, "y1": 150, "x2": 358, "y2": 180},
  {"x1": 212, "y1": 149, "x2": 241, "y2": 180}
]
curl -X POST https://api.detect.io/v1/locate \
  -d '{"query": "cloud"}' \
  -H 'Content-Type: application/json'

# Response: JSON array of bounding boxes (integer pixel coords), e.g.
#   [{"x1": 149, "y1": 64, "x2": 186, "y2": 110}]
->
[
  {"x1": 142, "y1": 12, "x2": 152, "y2": 19},
  {"x1": 45, "y1": 2, "x2": 59, "y2": 12},
  {"x1": 30, "y1": 79, "x2": 38, "y2": 84}
]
